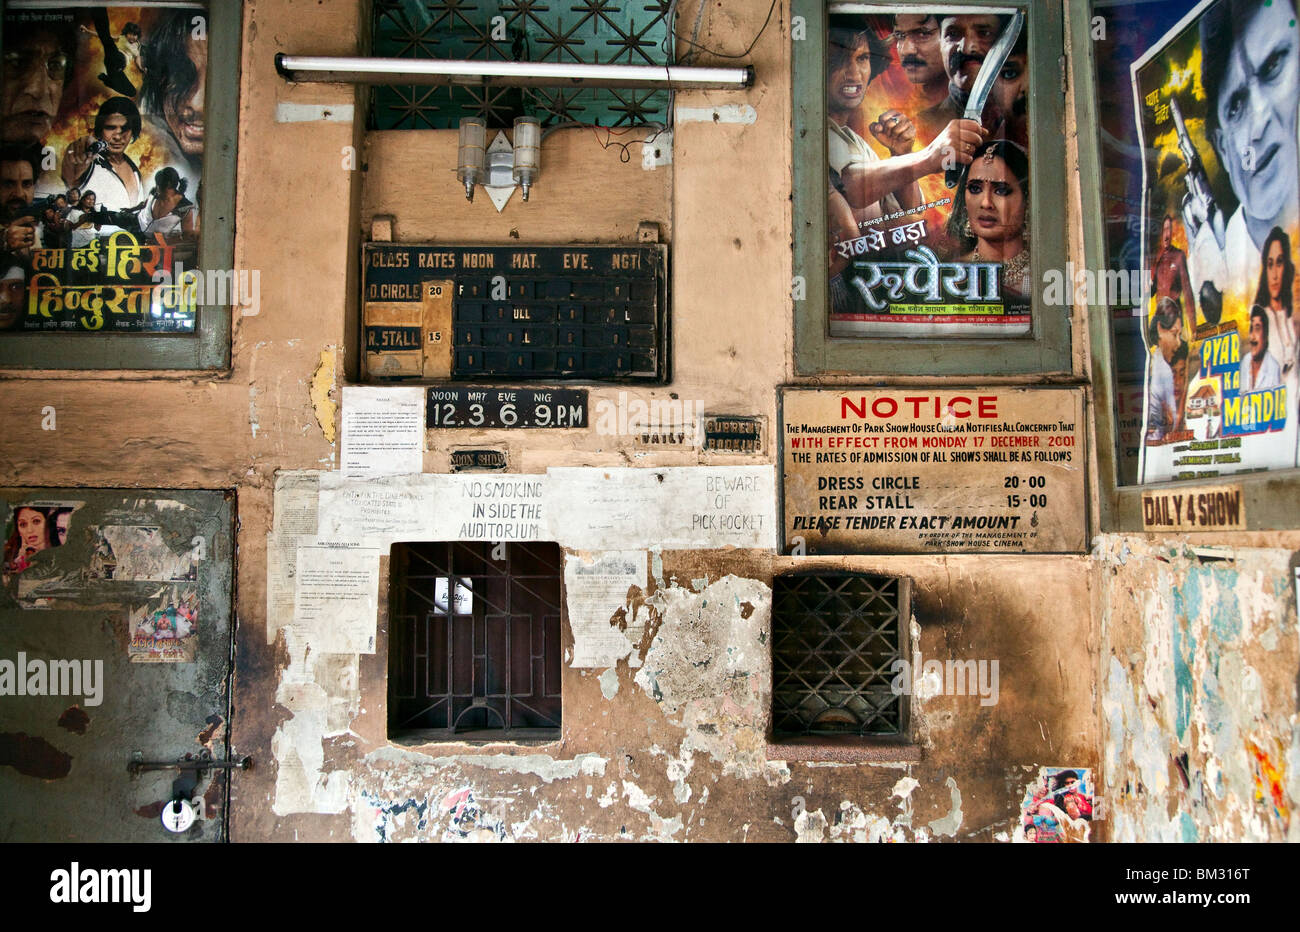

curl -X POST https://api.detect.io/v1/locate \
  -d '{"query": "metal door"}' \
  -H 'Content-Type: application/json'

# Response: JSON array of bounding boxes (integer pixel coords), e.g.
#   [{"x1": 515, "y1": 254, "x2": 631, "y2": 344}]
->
[{"x1": 0, "y1": 489, "x2": 235, "y2": 842}]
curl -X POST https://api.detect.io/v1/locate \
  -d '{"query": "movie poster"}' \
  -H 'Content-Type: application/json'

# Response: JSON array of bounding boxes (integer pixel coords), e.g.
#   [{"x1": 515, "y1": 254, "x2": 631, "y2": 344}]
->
[
  {"x1": 128, "y1": 586, "x2": 198, "y2": 662},
  {"x1": 1, "y1": 3, "x2": 207, "y2": 334},
  {"x1": 1131, "y1": 0, "x2": 1300, "y2": 482},
  {"x1": 1013, "y1": 767, "x2": 1095, "y2": 843},
  {"x1": 826, "y1": 5, "x2": 1031, "y2": 337},
  {"x1": 2, "y1": 499, "x2": 81, "y2": 576}
]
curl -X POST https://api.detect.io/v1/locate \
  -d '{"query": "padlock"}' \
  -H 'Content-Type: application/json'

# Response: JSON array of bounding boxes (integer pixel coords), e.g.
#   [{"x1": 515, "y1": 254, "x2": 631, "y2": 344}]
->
[{"x1": 161, "y1": 798, "x2": 195, "y2": 833}]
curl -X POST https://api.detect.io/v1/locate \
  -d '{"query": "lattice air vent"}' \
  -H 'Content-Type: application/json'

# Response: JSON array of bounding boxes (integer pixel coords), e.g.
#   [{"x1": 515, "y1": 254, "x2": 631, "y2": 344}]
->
[{"x1": 771, "y1": 574, "x2": 904, "y2": 737}]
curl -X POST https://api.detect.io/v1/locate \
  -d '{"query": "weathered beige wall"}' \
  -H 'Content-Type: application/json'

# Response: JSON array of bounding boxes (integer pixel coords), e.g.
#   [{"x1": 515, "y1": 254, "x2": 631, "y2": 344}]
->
[{"x1": 0, "y1": 0, "x2": 1204, "y2": 843}]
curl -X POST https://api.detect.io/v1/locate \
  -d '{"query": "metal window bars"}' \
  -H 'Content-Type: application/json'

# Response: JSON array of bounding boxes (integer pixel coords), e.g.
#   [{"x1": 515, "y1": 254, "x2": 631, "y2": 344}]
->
[
  {"x1": 389, "y1": 541, "x2": 564, "y2": 739},
  {"x1": 771, "y1": 574, "x2": 904, "y2": 737}
]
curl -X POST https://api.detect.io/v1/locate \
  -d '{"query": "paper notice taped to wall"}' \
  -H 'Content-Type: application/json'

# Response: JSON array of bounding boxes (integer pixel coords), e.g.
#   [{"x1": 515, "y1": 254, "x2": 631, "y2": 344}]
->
[
  {"x1": 268, "y1": 471, "x2": 322, "y2": 645},
  {"x1": 565, "y1": 551, "x2": 648, "y2": 668},
  {"x1": 340, "y1": 386, "x2": 425, "y2": 480},
  {"x1": 293, "y1": 540, "x2": 382, "y2": 653}
]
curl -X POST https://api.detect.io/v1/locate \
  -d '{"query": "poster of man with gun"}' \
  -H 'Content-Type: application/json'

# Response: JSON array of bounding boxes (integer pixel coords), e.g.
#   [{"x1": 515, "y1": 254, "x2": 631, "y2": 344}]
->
[{"x1": 1132, "y1": 0, "x2": 1300, "y2": 481}]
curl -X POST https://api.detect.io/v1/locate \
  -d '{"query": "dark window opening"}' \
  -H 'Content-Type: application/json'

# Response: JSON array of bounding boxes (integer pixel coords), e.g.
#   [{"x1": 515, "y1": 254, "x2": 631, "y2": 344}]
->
[
  {"x1": 388, "y1": 541, "x2": 563, "y2": 741},
  {"x1": 771, "y1": 573, "x2": 906, "y2": 738}
]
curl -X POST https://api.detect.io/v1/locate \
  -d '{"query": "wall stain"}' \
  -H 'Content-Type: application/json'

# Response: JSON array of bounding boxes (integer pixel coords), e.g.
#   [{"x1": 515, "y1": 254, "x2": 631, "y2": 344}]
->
[
  {"x1": 0, "y1": 732, "x2": 72, "y2": 779},
  {"x1": 57, "y1": 706, "x2": 90, "y2": 735}
]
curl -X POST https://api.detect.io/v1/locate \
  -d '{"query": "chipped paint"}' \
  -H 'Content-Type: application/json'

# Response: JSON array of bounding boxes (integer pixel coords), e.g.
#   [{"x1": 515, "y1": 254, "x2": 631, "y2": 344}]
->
[
  {"x1": 1100, "y1": 538, "x2": 1299, "y2": 842},
  {"x1": 309, "y1": 348, "x2": 338, "y2": 444},
  {"x1": 364, "y1": 746, "x2": 608, "y2": 783},
  {"x1": 794, "y1": 807, "x2": 827, "y2": 843},
  {"x1": 599, "y1": 667, "x2": 619, "y2": 700},
  {"x1": 927, "y1": 777, "x2": 964, "y2": 836},
  {"x1": 271, "y1": 711, "x2": 351, "y2": 815}
]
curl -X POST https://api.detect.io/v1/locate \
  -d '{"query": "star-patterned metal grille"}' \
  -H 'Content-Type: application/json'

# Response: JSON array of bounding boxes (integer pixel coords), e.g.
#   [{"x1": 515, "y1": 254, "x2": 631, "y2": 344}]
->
[
  {"x1": 771, "y1": 574, "x2": 904, "y2": 737},
  {"x1": 370, "y1": 0, "x2": 675, "y2": 129}
]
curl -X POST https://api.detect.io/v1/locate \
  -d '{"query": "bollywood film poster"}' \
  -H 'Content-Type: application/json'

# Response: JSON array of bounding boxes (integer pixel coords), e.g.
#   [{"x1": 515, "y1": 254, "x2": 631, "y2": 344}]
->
[
  {"x1": 1130, "y1": 0, "x2": 1300, "y2": 482},
  {"x1": 1013, "y1": 767, "x2": 1095, "y2": 843},
  {"x1": 2, "y1": 499, "x2": 82, "y2": 577},
  {"x1": 128, "y1": 586, "x2": 198, "y2": 663},
  {"x1": 826, "y1": 5, "x2": 1031, "y2": 337},
  {"x1": 1, "y1": 3, "x2": 207, "y2": 333}
]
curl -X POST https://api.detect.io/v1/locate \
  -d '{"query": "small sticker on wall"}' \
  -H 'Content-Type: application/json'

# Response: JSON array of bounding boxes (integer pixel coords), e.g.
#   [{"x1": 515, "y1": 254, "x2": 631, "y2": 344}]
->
[
  {"x1": 1013, "y1": 767, "x2": 1094, "y2": 843},
  {"x1": 129, "y1": 589, "x2": 199, "y2": 663}
]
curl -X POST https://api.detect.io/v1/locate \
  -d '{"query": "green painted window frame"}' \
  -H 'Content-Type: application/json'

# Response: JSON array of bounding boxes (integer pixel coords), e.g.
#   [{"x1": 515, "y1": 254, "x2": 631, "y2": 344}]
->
[
  {"x1": 0, "y1": 1, "x2": 240, "y2": 372},
  {"x1": 792, "y1": 0, "x2": 1070, "y2": 376},
  {"x1": 1070, "y1": 1, "x2": 1300, "y2": 531}
]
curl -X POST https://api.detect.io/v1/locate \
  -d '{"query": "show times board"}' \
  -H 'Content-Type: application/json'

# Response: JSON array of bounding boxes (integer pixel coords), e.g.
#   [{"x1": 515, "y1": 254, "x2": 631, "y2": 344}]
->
[{"x1": 781, "y1": 388, "x2": 1087, "y2": 554}]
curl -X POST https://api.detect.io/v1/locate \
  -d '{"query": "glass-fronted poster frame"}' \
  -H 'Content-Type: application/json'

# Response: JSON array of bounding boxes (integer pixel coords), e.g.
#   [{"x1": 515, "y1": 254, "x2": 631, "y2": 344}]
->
[
  {"x1": 1077, "y1": 0, "x2": 1300, "y2": 529},
  {"x1": 792, "y1": 0, "x2": 1070, "y2": 376},
  {"x1": 0, "y1": 0, "x2": 236, "y2": 369}
]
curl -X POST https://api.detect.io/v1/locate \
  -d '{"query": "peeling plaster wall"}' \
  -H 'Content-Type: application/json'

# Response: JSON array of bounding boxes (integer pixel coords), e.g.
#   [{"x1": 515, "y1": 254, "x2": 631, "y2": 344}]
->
[
  {"x1": 1096, "y1": 536, "x2": 1299, "y2": 842},
  {"x1": 0, "y1": 0, "x2": 1132, "y2": 843},
  {"x1": 250, "y1": 545, "x2": 1097, "y2": 843}
]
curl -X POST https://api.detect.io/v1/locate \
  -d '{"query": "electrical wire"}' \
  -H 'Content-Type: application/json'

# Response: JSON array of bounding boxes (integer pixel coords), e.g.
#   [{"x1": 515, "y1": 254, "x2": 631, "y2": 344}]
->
[
  {"x1": 671, "y1": 0, "x2": 778, "y2": 61},
  {"x1": 541, "y1": 120, "x2": 670, "y2": 162}
]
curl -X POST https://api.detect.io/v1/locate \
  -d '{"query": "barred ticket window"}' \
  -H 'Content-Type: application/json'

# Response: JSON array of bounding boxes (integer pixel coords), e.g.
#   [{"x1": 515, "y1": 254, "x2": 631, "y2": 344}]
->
[{"x1": 388, "y1": 541, "x2": 564, "y2": 742}]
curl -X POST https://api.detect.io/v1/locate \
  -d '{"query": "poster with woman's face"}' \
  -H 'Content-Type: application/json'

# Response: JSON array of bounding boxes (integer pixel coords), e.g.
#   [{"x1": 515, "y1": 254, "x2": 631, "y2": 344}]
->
[
  {"x1": 1129, "y1": 0, "x2": 1300, "y2": 483},
  {"x1": 3, "y1": 500, "x2": 79, "y2": 575},
  {"x1": 1, "y1": 3, "x2": 206, "y2": 334},
  {"x1": 826, "y1": 5, "x2": 1032, "y2": 338}
]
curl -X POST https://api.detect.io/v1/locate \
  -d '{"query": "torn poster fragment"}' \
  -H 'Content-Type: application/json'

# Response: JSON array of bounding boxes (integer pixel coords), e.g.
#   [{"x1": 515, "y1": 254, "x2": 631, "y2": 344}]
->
[{"x1": 1013, "y1": 767, "x2": 1094, "y2": 843}]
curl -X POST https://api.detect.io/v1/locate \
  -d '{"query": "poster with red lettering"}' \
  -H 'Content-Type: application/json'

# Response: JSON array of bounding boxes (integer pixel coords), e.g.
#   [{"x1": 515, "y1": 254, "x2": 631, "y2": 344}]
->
[{"x1": 780, "y1": 387, "x2": 1086, "y2": 554}]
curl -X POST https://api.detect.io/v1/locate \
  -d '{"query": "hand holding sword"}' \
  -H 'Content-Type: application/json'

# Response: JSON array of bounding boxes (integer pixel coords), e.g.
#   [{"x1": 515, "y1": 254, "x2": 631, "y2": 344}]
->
[{"x1": 945, "y1": 10, "x2": 1026, "y2": 188}]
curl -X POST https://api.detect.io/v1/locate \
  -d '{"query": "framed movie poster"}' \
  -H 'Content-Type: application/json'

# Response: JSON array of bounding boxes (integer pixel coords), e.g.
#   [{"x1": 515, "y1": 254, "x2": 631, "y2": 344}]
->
[
  {"x1": 0, "y1": 1, "x2": 237, "y2": 369},
  {"x1": 1079, "y1": 0, "x2": 1300, "y2": 529},
  {"x1": 1134, "y1": 1, "x2": 1300, "y2": 482},
  {"x1": 793, "y1": 0, "x2": 1069, "y2": 375}
]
